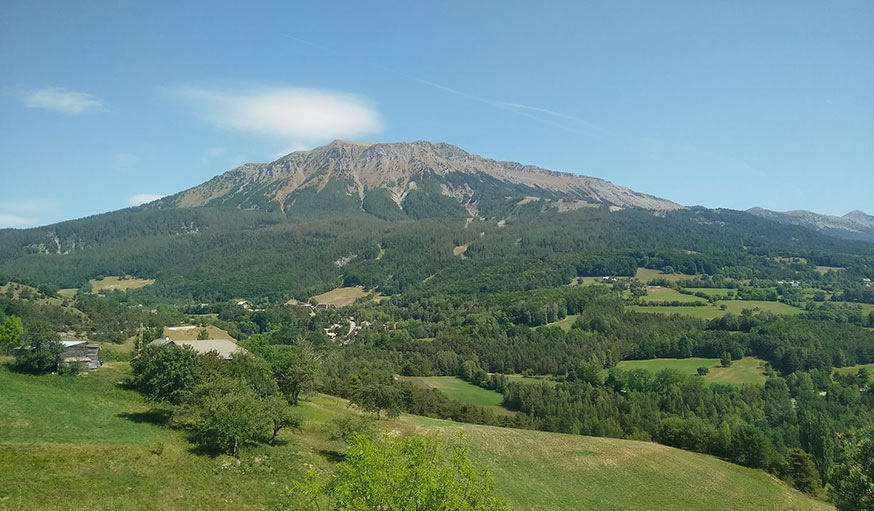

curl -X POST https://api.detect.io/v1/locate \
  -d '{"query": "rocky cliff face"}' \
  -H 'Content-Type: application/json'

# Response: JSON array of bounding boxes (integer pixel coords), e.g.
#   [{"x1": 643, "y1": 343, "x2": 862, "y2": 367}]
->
[{"x1": 158, "y1": 140, "x2": 681, "y2": 217}]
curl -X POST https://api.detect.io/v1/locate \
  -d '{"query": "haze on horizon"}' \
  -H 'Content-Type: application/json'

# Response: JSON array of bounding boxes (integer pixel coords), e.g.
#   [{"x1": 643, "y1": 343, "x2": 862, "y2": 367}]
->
[{"x1": 1, "y1": 0, "x2": 872, "y2": 228}]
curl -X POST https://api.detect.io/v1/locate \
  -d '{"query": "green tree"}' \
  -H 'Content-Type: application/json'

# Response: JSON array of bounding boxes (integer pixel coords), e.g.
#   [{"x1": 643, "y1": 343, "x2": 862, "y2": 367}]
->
[
  {"x1": 783, "y1": 448, "x2": 821, "y2": 495},
  {"x1": 351, "y1": 382, "x2": 404, "y2": 419},
  {"x1": 272, "y1": 344, "x2": 318, "y2": 405},
  {"x1": 225, "y1": 351, "x2": 279, "y2": 398},
  {"x1": 130, "y1": 344, "x2": 202, "y2": 424},
  {"x1": 298, "y1": 434, "x2": 507, "y2": 511},
  {"x1": 0, "y1": 315, "x2": 24, "y2": 354},
  {"x1": 697, "y1": 366, "x2": 710, "y2": 376},
  {"x1": 197, "y1": 328, "x2": 210, "y2": 340},
  {"x1": 829, "y1": 427, "x2": 874, "y2": 511},
  {"x1": 263, "y1": 395, "x2": 302, "y2": 444},
  {"x1": 187, "y1": 378, "x2": 270, "y2": 456},
  {"x1": 720, "y1": 352, "x2": 733, "y2": 368},
  {"x1": 13, "y1": 322, "x2": 64, "y2": 373}
]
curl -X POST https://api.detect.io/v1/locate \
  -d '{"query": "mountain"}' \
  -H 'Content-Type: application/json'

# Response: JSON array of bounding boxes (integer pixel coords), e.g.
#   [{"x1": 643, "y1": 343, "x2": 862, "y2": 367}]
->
[
  {"x1": 156, "y1": 140, "x2": 681, "y2": 217},
  {"x1": 747, "y1": 207, "x2": 874, "y2": 242}
]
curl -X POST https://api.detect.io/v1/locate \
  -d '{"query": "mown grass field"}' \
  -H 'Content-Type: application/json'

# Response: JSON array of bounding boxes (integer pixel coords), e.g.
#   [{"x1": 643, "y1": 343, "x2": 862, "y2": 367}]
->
[
  {"x1": 630, "y1": 300, "x2": 802, "y2": 319},
  {"x1": 640, "y1": 288, "x2": 708, "y2": 303},
  {"x1": 636, "y1": 268, "x2": 696, "y2": 283},
  {"x1": 615, "y1": 357, "x2": 768, "y2": 385},
  {"x1": 90, "y1": 276, "x2": 155, "y2": 294},
  {"x1": 311, "y1": 286, "x2": 371, "y2": 307},
  {"x1": 162, "y1": 324, "x2": 235, "y2": 341},
  {"x1": 0, "y1": 364, "x2": 830, "y2": 511},
  {"x1": 401, "y1": 376, "x2": 506, "y2": 408},
  {"x1": 690, "y1": 288, "x2": 735, "y2": 297}
]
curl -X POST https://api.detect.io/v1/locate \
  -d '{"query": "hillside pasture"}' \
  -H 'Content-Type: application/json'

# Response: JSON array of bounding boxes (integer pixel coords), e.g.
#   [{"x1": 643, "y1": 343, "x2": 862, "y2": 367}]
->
[
  {"x1": 630, "y1": 300, "x2": 802, "y2": 319},
  {"x1": 815, "y1": 266, "x2": 845, "y2": 274},
  {"x1": 90, "y1": 275, "x2": 155, "y2": 294},
  {"x1": 162, "y1": 324, "x2": 235, "y2": 341},
  {"x1": 640, "y1": 288, "x2": 708, "y2": 304},
  {"x1": 402, "y1": 376, "x2": 506, "y2": 409},
  {"x1": 0, "y1": 364, "x2": 829, "y2": 511},
  {"x1": 311, "y1": 285, "x2": 371, "y2": 307},
  {"x1": 615, "y1": 357, "x2": 768, "y2": 385},
  {"x1": 636, "y1": 268, "x2": 696, "y2": 283},
  {"x1": 537, "y1": 314, "x2": 580, "y2": 331}
]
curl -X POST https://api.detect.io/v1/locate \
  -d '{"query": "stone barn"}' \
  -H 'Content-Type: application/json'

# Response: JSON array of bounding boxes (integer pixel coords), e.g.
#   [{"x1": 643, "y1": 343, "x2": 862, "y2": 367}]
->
[{"x1": 59, "y1": 340, "x2": 102, "y2": 371}]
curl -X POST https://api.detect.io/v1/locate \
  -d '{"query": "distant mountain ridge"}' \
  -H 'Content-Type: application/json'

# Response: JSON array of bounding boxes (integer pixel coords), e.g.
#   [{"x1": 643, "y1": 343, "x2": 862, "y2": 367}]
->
[
  {"x1": 155, "y1": 140, "x2": 681, "y2": 217},
  {"x1": 747, "y1": 207, "x2": 874, "y2": 242}
]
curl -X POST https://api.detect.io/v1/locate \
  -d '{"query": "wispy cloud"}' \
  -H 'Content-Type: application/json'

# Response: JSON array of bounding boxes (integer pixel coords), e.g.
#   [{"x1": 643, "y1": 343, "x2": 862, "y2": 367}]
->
[
  {"x1": 169, "y1": 85, "x2": 381, "y2": 142},
  {"x1": 128, "y1": 194, "x2": 165, "y2": 206},
  {"x1": 0, "y1": 198, "x2": 58, "y2": 228},
  {"x1": 18, "y1": 87, "x2": 105, "y2": 114},
  {"x1": 0, "y1": 213, "x2": 38, "y2": 229}
]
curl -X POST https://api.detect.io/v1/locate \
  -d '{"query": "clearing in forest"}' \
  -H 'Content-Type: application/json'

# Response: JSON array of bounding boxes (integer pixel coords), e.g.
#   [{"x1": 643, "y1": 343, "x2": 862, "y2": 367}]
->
[
  {"x1": 311, "y1": 286, "x2": 372, "y2": 307},
  {"x1": 90, "y1": 276, "x2": 155, "y2": 293},
  {"x1": 615, "y1": 357, "x2": 768, "y2": 385}
]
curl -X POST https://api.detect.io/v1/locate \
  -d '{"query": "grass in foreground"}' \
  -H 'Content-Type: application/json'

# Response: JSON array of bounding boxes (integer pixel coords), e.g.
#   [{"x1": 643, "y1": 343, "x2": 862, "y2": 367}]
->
[
  {"x1": 615, "y1": 357, "x2": 768, "y2": 385},
  {"x1": 0, "y1": 364, "x2": 830, "y2": 511}
]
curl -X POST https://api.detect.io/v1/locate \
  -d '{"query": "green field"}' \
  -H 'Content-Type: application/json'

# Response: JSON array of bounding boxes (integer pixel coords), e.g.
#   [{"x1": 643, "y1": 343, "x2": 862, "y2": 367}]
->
[
  {"x1": 311, "y1": 285, "x2": 372, "y2": 307},
  {"x1": 640, "y1": 288, "x2": 708, "y2": 303},
  {"x1": 402, "y1": 376, "x2": 505, "y2": 408},
  {"x1": 630, "y1": 300, "x2": 802, "y2": 319},
  {"x1": 538, "y1": 314, "x2": 580, "y2": 331},
  {"x1": 90, "y1": 276, "x2": 155, "y2": 293},
  {"x1": 616, "y1": 357, "x2": 768, "y2": 385},
  {"x1": 689, "y1": 288, "x2": 735, "y2": 297},
  {"x1": 636, "y1": 268, "x2": 696, "y2": 283},
  {"x1": 833, "y1": 363, "x2": 874, "y2": 375},
  {"x1": 0, "y1": 364, "x2": 832, "y2": 511},
  {"x1": 0, "y1": 364, "x2": 829, "y2": 511}
]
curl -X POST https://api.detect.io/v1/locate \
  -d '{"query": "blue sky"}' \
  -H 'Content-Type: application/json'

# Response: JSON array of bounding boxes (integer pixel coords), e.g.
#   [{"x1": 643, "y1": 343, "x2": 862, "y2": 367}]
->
[{"x1": 1, "y1": 0, "x2": 872, "y2": 228}]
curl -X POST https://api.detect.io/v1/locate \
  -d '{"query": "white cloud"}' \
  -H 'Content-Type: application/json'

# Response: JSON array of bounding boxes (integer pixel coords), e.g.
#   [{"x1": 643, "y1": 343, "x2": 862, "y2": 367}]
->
[
  {"x1": 0, "y1": 198, "x2": 58, "y2": 214},
  {"x1": 170, "y1": 85, "x2": 381, "y2": 141},
  {"x1": 200, "y1": 146, "x2": 227, "y2": 165},
  {"x1": 128, "y1": 194, "x2": 165, "y2": 206},
  {"x1": 274, "y1": 142, "x2": 313, "y2": 159},
  {"x1": 19, "y1": 87, "x2": 105, "y2": 114},
  {"x1": 0, "y1": 213, "x2": 37, "y2": 229}
]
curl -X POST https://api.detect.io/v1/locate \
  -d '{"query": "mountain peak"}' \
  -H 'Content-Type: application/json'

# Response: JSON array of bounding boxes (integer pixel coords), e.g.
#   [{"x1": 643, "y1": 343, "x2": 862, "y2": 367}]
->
[
  {"x1": 160, "y1": 140, "x2": 681, "y2": 215},
  {"x1": 748, "y1": 206, "x2": 874, "y2": 242}
]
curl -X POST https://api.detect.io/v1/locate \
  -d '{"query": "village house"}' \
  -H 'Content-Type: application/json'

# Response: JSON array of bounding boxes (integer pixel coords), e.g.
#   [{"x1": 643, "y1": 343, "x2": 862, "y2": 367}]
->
[
  {"x1": 148, "y1": 337, "x2": 247, "y2": 360},
  {"x1": 59, "y1": 340, "x2": 102, "y2": 372}
]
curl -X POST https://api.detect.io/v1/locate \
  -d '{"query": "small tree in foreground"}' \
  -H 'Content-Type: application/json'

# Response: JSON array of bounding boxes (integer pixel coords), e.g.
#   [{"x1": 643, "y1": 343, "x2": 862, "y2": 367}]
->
[
  {"x1": 187, "y1": 378, "x2": 270, "y2": 456},
  {"x1": 697, "y1": 366, "x2": 710, "y2": 376},
  {"x1": 263, "y1": 395, "x2": 302, "y2": 445},
  {"x1": 350, "y1": 382, "x2": 404, "y2": 419},
  {"x1": 130, "y1": 344, "x2": 202, "y2": 424},
  {"x1": 13, "y1": 322, "x2": 63, "y2": 373},
  {"x1": 296, "y1": 434, "x2": 508, "y2": 511}
]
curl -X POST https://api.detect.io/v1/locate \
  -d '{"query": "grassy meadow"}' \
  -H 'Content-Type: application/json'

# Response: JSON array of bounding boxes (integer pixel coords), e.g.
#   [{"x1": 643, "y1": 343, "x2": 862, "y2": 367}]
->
[
  {"x1": 639, "y1": 288, "x2": 708, "y2": 303},
  {"x1": 401, "y1": 376, "x2": 506, "y2": 409},
  {"x1": 630, "y1": 300, "x2": 802, "y2": 319},
  {"x1": 615, "y1": 357, "x2": 768, "y2": 385},
  {"x1": 89, "y1": 276, "x2": 155, "y2": 294},
  {"x1": 833, "y1": 363, "x2": 874, "y2": 375},
  {"x1": 0, "y1": 363, "x2": 830, "y2": 511},
  {"x1": 635, "y1": 268, "x2": 696, "y2": 283},
  {"x1": 311, "y1": 286, "x2": 371, "y2": 307}
]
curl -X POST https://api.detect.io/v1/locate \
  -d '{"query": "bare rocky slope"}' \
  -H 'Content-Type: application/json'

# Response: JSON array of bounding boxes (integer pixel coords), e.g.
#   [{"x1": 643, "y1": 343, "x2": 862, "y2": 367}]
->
[
  {"x1": 748, "y1": 207, "x2": 874, "y2": 243},
  {"x1": 157, "y1": 140, "x2": 681, "y2": 217}
]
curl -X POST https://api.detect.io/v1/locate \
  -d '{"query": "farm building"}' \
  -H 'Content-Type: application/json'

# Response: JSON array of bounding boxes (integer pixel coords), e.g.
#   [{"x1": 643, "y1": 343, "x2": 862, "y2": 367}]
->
[
  {"x1": 59, "y1": 340, "x2": 102, "y2": 371},
  {"x1": 147, "y1": 337, "x2": 247, "y2": 360},
  {"x1": 315, "y1": 303, "x2": 336, "y2": 310}
]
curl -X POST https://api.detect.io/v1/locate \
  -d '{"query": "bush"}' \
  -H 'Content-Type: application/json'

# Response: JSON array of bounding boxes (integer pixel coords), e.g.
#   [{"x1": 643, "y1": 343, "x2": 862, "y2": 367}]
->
[
  {"x1": 697, "y1": 366, "x2": 710, "y2": 376},
  {"x1": 329, "y1": 415, "x2": 376, "y2": 444},
  {"x1": 58, "y1": 360, "x2": 85, "y2": 376}
]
